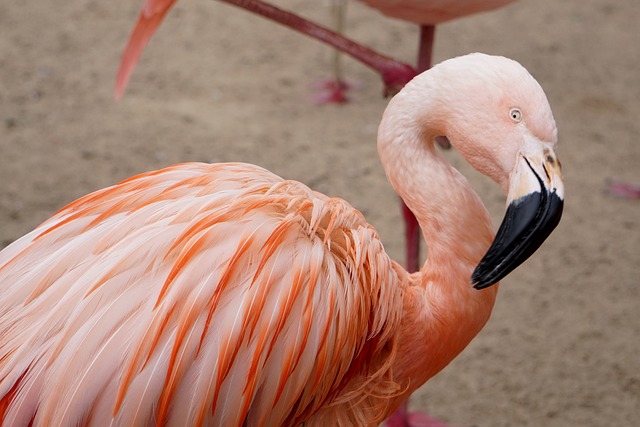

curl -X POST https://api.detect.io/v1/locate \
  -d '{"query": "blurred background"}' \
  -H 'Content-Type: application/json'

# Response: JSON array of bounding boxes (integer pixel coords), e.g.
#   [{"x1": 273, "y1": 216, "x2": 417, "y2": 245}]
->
[{"x1": 1, "y1": 0, "x2": 638, "y2": 425}]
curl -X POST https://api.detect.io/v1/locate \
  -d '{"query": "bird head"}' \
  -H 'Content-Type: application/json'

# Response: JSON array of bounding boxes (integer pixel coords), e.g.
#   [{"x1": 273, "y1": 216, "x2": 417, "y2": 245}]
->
[{"x1": 415, "y1": 53, "x2": 565, "y2": 289}]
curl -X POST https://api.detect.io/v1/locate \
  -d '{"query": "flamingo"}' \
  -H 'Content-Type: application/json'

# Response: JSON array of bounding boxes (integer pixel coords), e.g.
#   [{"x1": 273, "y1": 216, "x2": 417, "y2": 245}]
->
[{"x1": 0, "y1": 53, "x2": 562, "y2": 426}]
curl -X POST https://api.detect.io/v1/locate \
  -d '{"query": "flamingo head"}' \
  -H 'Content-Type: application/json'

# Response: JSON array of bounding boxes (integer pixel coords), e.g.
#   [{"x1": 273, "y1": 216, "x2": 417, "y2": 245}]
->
[{"x1": 418, "y1": 53, "x2": 565, "y2": 288}]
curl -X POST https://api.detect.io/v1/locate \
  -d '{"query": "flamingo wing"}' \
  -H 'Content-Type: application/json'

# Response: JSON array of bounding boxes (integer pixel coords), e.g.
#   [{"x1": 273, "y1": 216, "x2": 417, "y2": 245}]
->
[{"x1": 0, "y1": 162, "x2": 402, "y2": 426}]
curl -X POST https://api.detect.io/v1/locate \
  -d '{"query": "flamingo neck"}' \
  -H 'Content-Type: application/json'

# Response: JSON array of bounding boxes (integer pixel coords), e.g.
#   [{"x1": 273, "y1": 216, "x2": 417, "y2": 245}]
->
[{"x1": 377, "y1": 94, "x2": 499, "y2": 401}]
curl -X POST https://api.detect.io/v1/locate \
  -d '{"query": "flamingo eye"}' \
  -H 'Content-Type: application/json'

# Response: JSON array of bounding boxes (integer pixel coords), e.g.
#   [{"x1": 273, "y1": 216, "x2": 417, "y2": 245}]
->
[{"x1": 509, "y1": 108, "x2": 522, "y2": 122}]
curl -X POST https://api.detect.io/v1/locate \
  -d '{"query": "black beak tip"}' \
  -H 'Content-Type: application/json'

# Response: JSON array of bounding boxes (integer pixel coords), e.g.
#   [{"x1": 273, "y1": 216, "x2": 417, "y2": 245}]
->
[{"x1": 470, "y1": 189, "x2": 564, "y2": 291}]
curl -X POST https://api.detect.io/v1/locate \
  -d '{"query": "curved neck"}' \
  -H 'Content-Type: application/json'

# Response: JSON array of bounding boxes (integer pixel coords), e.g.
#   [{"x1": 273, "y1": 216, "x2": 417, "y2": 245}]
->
[
  {"x1": 377, "y1": 90, "x2": 499, "y2": 400},
  {"x1": 378, "y1": 89, "x2": 496, "y2": 270}
]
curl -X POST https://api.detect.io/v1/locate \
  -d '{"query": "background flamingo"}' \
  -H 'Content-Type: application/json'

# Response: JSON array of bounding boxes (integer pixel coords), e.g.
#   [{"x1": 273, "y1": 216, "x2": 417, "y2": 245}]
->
[{"x1": 0, "y1": 54, "x2": 562, "y2": 426}]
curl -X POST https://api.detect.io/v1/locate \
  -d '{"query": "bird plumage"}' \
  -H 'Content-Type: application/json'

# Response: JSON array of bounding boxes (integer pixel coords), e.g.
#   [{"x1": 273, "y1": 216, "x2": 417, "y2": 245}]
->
[
  {"x1": 0, "y1": 53, "x2": 563, "y2": 426},
  {"x1": 0, "y1": 162, "x2": 403, "y2": 426}
]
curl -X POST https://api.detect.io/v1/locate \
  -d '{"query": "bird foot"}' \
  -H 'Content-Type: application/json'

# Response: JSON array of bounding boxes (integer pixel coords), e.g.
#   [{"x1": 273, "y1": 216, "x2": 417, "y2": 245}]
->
[
  {"x1": 310, "y1": 79, "x2": 360, "y2": 104},
  {"x1": 384, "y1": 409, "x2": 456, "y2": 427},
  {"x1": 606, "y1": 179, "x2": 640, "y2": 199}
]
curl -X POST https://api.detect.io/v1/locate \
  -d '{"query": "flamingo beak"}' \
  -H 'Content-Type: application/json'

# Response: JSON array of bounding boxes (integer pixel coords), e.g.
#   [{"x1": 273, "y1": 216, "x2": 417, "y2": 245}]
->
[{"x1": 471, "y1": 146, "x2": 564, "y2": 290}]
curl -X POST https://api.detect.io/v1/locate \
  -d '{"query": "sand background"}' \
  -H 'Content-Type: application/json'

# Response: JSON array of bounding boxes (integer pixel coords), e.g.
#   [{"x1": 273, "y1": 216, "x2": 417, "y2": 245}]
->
[{"x1": 1, "y1": 0, "x2": 639, "y2": 425}]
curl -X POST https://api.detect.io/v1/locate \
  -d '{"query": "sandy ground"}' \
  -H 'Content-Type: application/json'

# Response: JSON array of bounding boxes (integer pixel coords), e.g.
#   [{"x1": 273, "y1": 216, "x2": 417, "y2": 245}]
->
[{"x1": 1, "y1": 0, "x2": 639, "y2": 425}]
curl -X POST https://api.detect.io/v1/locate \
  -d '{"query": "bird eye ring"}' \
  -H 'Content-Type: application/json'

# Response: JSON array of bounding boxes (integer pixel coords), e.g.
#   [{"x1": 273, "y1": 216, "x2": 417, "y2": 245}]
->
[{"x1": 509, "y1": 108, "x2": 522, "y2": 122}]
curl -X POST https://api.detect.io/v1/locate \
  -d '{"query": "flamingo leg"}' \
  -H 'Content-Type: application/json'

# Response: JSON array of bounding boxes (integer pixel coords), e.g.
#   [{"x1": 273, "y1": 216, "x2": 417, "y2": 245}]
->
[
  {"x1": 217, "y1": 0, "x2": 417, "y2": 95},
  {"x1": 417, "y1": 25, "x2": 435, "y2": 72}
]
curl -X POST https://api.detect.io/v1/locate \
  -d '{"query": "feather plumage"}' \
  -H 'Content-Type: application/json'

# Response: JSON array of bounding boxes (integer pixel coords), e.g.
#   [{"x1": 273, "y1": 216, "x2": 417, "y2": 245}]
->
[{"x1": 0, "y1": 162, "x2": 403, "y2": 426}]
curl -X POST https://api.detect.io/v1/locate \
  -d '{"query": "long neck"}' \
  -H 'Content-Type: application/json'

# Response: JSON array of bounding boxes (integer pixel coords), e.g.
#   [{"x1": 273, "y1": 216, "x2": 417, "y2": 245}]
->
[{"x1": 377, "y1": 88, "x2": 499, "y2": 401}]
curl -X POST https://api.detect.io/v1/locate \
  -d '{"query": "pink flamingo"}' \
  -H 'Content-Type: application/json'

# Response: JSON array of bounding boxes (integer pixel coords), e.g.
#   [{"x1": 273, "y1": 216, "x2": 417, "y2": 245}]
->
[{"x1": 0, "y1": 53, "x2": 562, "y2": 426}]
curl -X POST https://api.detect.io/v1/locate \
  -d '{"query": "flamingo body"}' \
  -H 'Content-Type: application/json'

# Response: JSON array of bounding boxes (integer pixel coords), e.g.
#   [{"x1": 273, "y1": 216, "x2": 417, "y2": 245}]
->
[
  {"x1": 0, "y1": 163, "x2": 403, "y2": 426},
  {"x1": 359, "y1": 0, "x2": 514, "y2": 24},
  {"x1": 0, "y1": 54, "x2": 564, "y2": 426}
]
